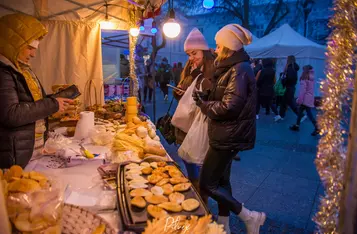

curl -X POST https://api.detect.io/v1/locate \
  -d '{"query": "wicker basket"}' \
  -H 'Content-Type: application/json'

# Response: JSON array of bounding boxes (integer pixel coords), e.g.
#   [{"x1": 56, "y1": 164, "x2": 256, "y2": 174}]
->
[{"x1": 62, "y1": 204, "x2": 117, "y2": 234}]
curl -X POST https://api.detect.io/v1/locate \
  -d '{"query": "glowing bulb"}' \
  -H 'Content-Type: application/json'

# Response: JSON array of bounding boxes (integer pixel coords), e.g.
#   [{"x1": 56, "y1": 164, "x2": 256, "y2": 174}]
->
[
  {"x1": 203, "y1": 0, "x2": 214, "y2": 9},
  {"x1": 100, "y1": 21, "x2": 116, "y2": 30},
  {"x1": 151, "y1": 28, "x2": 158, "y2": 34},
  {"x1": 140, "y1": 26, "x2": 145, "y2": 31},
  {"x1": 129, "y1": 28, "x2": 140, "y2": 37},
  {"x1": 163, "y1": 19, "x2": 181, "y2": 38}
]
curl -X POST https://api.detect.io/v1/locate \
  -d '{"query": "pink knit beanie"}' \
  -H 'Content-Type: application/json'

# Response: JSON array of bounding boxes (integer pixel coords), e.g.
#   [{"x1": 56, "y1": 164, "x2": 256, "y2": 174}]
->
[
  {"x1": 215, "y1": 24, "x2": 252, "y2": 51},
  {"x1": 184, "y1": 28, "x2": 209, "y2": 52}
]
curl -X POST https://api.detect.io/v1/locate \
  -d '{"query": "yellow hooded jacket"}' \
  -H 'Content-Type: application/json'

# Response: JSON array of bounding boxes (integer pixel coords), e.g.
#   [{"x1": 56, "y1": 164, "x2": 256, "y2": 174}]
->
[{"x1": 0, "y1": 13, "x2": 48, "y2": 101}]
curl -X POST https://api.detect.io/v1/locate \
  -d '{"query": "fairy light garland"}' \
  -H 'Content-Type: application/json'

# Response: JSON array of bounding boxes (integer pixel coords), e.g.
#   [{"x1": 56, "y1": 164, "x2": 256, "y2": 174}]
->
[
  {"x1": 129, "y1": 9, "x2": 139, "y2": 97},
  {"x1": 313, "y1": 0, "x2": 357, "y2": 233}
]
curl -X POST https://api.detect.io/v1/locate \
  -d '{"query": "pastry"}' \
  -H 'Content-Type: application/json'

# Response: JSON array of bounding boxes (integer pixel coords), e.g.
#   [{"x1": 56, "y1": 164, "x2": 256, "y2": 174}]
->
[
  {"x1": 9, "y1": 165, "x2": 23, "y2": 178},
  {"x1": 173, "y1": 183, "x2": 191, "y2": 192},
  {"x1": 169, "y1": 169, "x2": 183, "y2": 178},
  {"x1": 161, "y1": 183, "x2": 174, "y2": 195},
  {"x1": 141, "y1": 167, "x2": 153, "y2": 175},
  {"x1": 147, "y1": 174, "x2": 163, "y2": 184},
  {"x1": 154, "y1": 167, "x2": 167, "y2": 173},
  {"x1": 8, "y1": 179, "x2": 41, "y2": 193},
  {"x1": 129, "y1": 182, "x2": 148, "y2": 189},
  {"x1": 169, "y1": 177, "x2": 189, "y2": 184},
  {"x1": 150, "y1": 162, "x2": 158, "y2": 169},
  {"x1": 125, "y1": 163, "x2": 140, "y2": 170},
  {"x1": 130, "y1": 188, "x2": 152, "y2": 197},
  {"x1": 140, "y1": 162, "x2": 151, "y2": 168},
  {"x1": 144, "y1": 194, "x2": 168, "y2": 204},
  {"x1": 158, "y1": 202, "x2": 183, "y2": 212},
  {"x1": 157, "y1": 161, "x2": 167, "y2": 167},
  {"x1": 150, "y1": 186, "x2": 164, "y2": 196},
  {"x1": 181, "y1": 198, "x2": 200, "y2": 211},
  {"x1": 147, "y1": 205, "x2": 168, "y2": 219},
  {"x1": 169, "y1": 192, "x2": 185, "y2": 204},
  {"x1": 164, "y1": 165, "x2": 177, "y2": 171},
  {"x1": 126, "y1": 174, "x2": 145, "y2": 181},
  {"x1": 156, "y1": 178, "x2": 169, "y2": 186},
  {"x1": 131, "y1": 196, "x2": 146, "y2": 208},
  {"x1": 128, "y1": 178, "x2": 148, "y2": 184}
]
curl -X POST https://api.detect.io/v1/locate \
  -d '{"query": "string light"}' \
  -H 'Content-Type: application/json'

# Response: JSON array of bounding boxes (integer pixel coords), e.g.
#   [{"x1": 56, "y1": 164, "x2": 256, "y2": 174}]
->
[
  {"x1": 313, "y1": 0, "x2": 357, "y2": 233},
  {"x1": 203, "y1": 0, "x2": 214, "y2": 9}
]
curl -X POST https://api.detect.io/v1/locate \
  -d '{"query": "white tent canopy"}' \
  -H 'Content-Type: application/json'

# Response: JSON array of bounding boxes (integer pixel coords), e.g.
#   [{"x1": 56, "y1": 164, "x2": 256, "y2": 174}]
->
[
  {"x1": 246, "y1": 24, "x2": 326, "y2": 96},
  {"x1": 0, "y1": 0, "x2": 164, "y2": 105}
]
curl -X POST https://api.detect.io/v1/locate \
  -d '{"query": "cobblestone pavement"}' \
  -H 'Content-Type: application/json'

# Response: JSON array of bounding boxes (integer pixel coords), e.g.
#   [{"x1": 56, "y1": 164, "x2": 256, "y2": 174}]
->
[{"x1": 144, "y1": 88, "x2": 322, "y2": 233}]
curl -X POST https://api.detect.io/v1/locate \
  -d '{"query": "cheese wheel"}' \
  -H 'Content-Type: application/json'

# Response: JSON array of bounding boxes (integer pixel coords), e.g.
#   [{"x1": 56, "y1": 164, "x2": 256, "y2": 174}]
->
[
  {"x1": 126, "y1": 97, "x2": 137, "y2": 106},
  {"x1": 126, "y1": 105, "x2": 138, "y2": 114}
]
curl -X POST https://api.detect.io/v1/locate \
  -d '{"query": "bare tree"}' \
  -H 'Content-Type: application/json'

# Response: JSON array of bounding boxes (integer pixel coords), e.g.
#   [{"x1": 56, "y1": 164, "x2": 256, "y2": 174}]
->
[{"x1": 176, "y1": 0, "x2": 289, "y2": 35}]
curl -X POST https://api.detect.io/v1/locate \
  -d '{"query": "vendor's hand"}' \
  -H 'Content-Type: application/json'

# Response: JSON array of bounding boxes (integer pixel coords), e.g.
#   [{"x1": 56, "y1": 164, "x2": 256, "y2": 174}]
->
[{"x1": 56, "y1": 98, "x2": 74, "y2": 112}]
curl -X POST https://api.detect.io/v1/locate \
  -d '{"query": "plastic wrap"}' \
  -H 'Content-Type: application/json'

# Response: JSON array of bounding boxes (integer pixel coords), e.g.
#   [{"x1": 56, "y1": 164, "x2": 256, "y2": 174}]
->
[
  {"x1": 44, "y1": 132, "x2": 72, "y2": 154},
  {"x1": 3, "y1": 166, "x2": 64, "y2": 233}
]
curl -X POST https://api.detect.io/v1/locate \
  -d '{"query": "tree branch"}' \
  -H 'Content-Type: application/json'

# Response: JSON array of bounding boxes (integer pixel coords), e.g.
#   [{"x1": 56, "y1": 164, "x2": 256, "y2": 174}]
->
[
  {"x1": 213, "y1": 5, "x2": 243, "y2": 21},
  {"x1": 263, "y1": 0, "x2": 289, "y2": 35}
]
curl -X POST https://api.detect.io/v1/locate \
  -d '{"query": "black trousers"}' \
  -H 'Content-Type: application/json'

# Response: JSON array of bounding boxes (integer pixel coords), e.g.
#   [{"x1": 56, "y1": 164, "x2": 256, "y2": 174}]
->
[
  {"x1": 160, "y1": 82, "x2": 169, "y2": 96},
  {"x1": 296, "y1": 104, "x2": 317, "y2": 127},
  {"x1": 257, "y1": 94, "x2": 278, "y2": 115},
  {"x1": 279, "y1": 87, "x2": 298, "y2": 118},
  {"x1": 143, "y1": 86, "x2": 153, "y2": 102},
  {"x1": 199, "y1": 146, "x2": 242, "y2": 216}
]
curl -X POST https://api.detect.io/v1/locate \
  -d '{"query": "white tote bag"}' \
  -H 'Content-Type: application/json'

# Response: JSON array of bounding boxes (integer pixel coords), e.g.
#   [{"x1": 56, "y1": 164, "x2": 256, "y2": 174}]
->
[
  {"x1": 171, "y1": 75, "x2": 200, "y2": 133},
  {"x1": 178, "y1": 111, "x2": 209, "y2": 165}
]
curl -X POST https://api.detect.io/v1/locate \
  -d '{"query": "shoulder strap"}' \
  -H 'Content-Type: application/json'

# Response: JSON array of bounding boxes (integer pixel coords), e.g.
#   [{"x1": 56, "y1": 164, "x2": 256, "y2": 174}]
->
[{"x1": 166, "y1": 96, "x2": 175, "y2": 114}]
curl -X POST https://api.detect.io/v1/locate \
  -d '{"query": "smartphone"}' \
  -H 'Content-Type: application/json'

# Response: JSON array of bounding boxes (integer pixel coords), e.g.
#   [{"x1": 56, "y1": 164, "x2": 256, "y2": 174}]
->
[{"x1": 167, "y1": 84, "x2": 185, "y2": 92}]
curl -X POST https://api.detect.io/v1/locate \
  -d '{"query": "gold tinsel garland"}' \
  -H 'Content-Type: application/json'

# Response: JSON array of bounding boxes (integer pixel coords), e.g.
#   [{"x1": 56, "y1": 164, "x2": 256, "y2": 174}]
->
[
  {"x1": 313, "y1": 0, "x2": 357, "y2": 233},
  {"x1": 129, "y1": 9, "x2": 139, "y2": 97}
]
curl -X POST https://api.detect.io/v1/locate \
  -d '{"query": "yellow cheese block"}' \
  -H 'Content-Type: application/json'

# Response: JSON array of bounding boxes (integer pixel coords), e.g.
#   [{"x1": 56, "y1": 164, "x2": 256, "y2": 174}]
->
[
  {"x1": 126, "y1": 105, "x2": 138, "y2": 114},
  {"x1": 126, "y1": 114, "x2": 138, "y2": 122},
  {"x1": 126, "y1": 97, "x2": 137, "y2": 106}
]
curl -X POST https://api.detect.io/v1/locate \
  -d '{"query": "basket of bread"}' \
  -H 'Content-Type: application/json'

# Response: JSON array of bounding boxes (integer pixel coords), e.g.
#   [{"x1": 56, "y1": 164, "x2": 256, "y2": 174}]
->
[{"x1": 116, "y1": 159, "x2": 210, "y2": 233}]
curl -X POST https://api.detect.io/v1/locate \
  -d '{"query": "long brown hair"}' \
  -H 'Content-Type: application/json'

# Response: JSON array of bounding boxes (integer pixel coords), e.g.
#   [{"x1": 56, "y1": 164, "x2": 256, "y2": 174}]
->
[
  {"x1": 180, "y1": 50, "x2": 215, "y2": 83},
  {"x1": 300, "y1": 65, "x2": 313, "y2": 81},
  {"x1": 285, "y1": 55, "x2": 296, "y2": 72}
]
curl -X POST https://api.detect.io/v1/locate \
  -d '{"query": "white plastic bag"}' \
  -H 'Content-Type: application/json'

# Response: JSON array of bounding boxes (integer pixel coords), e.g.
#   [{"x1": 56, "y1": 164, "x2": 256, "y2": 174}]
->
[
  {"x1": 178, "y1": 110, "x2": 209, "y2": 165},
  {"x1": 171, "y1": 76, "x2": 200, "y2": 133}
]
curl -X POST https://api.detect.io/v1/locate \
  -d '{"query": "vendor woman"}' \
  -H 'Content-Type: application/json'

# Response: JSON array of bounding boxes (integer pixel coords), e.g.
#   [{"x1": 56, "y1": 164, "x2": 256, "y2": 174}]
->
[{"x1": 0, "y1": 13, "x2": 72, "y2": 168}]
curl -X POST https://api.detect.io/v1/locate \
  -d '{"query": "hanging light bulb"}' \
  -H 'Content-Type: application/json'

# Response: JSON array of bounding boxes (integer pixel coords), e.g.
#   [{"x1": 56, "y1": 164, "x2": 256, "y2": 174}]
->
[
  {"x1": 129, "y1": 27, "x2": 140, "y2": 37},
  {"x1": 139, "y1": 20, "x2": 145, "y2": 31},
  {"x1": 163, "y1": 9, "x2": 181, "y2": 38},
  {"x1": 203, "y1": 0, "x2": 214, "y2": 9},
  {"x1": 100, "y1": 4, "x2": 116, "y2": 30}
]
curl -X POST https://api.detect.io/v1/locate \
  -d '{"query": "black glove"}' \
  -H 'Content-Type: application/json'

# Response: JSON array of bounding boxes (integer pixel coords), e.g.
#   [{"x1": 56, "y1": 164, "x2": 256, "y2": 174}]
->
[
  {"x1": 190, "y1": 68, "x2": 203, "y2": 79},
  {"x1": 192, "y1": 90, "x2": 205, "y2": 106}
]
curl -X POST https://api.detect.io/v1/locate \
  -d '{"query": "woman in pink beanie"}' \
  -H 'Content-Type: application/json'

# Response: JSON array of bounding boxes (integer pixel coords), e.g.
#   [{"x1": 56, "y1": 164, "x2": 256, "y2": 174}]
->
[
  {"x1": 193, "y1": 24, "x2": 266, "y2": 234},
  {"x1": 172, "y1": 28, "x2": 215, "y2": 200}
]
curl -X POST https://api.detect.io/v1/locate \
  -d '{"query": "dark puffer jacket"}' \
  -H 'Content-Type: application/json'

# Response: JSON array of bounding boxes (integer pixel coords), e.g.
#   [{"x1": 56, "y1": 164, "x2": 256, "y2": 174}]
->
[
  {"x1": 199, "y1": 49, "x2": 256, "y2": 151},
  {"x1": 0, "y1": 61, "x2": 59, "y2": 168}
]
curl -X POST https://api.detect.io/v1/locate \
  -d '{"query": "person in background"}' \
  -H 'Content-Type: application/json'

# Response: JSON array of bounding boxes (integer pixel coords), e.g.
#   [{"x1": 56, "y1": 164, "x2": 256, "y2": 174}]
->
[
  {"x1": 173, "y1": 27, "x2": 215, "y2": 198},
  {"x1": 274, "y1": 55, "x2": 305, "y2": 122},
  {"x1": 290, "y1": 65, "x2": 319, "y2": 136},
  {"x1": 143, "y1": 59, "x2": 154, "y2": 103},
  {"x1": 120, "y1": 54, "x2": 130, "y2": 78},
  {"x1": 173, "y1": 62, "x2": 183, "y2": 86},
  {"x1": 255, "y1": 58, "x2": 279, "y2": 119},
  {"x1": 253, "y1": 59, "x2": 262, "y2": 76},
  {"x1": 157, "y1": 57, "x2": 172, "y2": 101},
  {"x1": 154, "y1": 62, "x2": 160, "y2": 87},
  {"x1": 193, "y1": 23, "x2": 266, "y2": 234},
  {"x1": 0, "y1": 13, "x2": 72, "y2": 168}
]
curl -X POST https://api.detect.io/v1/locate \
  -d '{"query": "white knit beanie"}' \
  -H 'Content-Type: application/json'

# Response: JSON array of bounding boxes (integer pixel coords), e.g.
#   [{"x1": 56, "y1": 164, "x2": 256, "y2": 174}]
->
[
  {"x1": 184, "y1": 28, "x2": 209, "y2": 52},
  {"x1": 215, "y1": 24, "x2": 252, "y2": 51}
]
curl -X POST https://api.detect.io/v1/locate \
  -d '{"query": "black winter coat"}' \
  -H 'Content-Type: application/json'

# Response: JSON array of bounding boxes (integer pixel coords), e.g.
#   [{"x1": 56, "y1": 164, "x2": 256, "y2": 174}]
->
[
  {"x1": 0, "y1": 61, "x2": 59, "y2": 168},
  {"x1": 283, "y1": 63, "x2": 300, "y2": 88},
  {"x1": 200, "y1": 49, "x2": 256, "y2": 151},
  {"x1": 257, "y1": 67, "x2": 276, "y2": 97}
]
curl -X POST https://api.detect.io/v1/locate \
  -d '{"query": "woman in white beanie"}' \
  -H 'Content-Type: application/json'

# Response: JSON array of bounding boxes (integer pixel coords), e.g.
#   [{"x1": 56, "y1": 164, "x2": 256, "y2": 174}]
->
[
  {"x1": 193, "y1": 24, "x2": 266, "y2": 234},
  {"x1": 173, "y1": 28, "x2": 215, "y2": 199}
]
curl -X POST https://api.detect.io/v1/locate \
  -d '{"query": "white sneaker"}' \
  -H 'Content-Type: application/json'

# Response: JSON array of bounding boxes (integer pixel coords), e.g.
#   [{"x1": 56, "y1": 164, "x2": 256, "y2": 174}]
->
[
  {"x1": 238, "y1": 207, "x2": 266, "y2": 234},
  {"x1": 217, "y1": 216, "x2": 230, "y2": 234},
  {"x1": 301, "y1": 115, "x2": 308, "y2": 123},
  {"x1": 256, "y1": 115, "x2": 259, "y2": 120},
  {"x1": 164, "y1": 94, "x2": 168, "y2": 101},
  {"x1": 274, "y1": 115, "x2": 283, "y2": 122}
]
